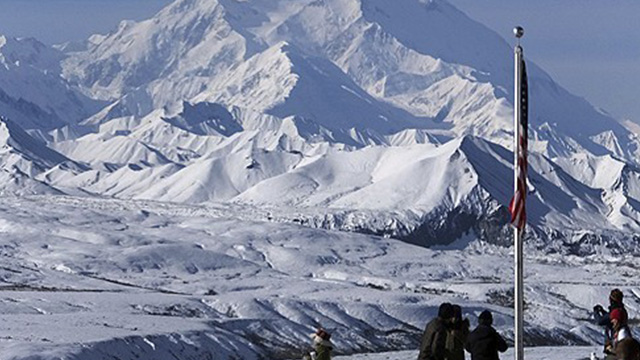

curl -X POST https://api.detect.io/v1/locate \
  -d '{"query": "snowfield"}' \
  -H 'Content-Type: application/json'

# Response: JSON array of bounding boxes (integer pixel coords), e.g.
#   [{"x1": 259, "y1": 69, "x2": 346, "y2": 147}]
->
[{"x1": 0, "y1": 195, "x2": 638, "y2": 359}]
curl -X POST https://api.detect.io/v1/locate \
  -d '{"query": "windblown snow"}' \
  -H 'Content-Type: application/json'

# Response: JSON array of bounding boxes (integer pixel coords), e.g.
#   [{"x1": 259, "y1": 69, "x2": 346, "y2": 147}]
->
[{"x1": 0, "y1": 0, "x2": 639, "y2": 358}]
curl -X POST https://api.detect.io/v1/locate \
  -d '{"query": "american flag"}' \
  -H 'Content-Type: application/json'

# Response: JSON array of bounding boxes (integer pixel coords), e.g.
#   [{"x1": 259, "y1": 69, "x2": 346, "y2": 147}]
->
[{"x1": 509, "y1": 57, "x2": 528, "y2": 230}]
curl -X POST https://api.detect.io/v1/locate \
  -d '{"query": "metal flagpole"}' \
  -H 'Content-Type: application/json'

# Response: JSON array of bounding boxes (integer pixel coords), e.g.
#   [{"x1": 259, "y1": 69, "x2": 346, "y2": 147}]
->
[{"x1": 513, "y1": 25, "x2": 525, "y2": 360}]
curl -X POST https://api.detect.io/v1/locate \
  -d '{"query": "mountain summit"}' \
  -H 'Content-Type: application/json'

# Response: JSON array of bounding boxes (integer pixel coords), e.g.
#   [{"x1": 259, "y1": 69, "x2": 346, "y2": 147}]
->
[
  {"x1": 0, "y1": 0, "x2": 637, "y2": 253},
  {"x1": 61, "y1": 0, "x2": 634, "y2": 155}
]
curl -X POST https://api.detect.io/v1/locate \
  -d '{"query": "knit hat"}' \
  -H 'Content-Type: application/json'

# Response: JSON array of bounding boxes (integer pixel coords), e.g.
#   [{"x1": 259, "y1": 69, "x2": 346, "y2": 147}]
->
[
  {"x1": 478, "y1": 310, "x2": 493, "y2": 326},
  {"x1": 610, "y1": 308, "x2": 627, "y2": 324},
  {"x1": 315, "y1": 328, "x2": 331, "y2": 341},
  {"x1": 610, "y1": 289, "x2": 624, "y2": 304},
  {"x1": 438, "y1": 303, "x2": 454, "y2": 319}
]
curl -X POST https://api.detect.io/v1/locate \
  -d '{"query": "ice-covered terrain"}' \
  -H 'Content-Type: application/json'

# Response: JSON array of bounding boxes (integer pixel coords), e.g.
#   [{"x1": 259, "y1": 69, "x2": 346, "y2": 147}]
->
[
  {"x1": 1, "y1": 0, "x2": 640, "y2": 358},
  {"x1": 0, "y1": 196, "x2": 637, "y2": 359}
]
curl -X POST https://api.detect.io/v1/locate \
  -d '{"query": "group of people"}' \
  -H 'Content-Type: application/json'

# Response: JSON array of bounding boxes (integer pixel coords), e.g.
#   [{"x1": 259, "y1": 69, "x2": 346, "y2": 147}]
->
[
  {"x1": 302, "y1": 304, "x2": 508, "y2": 360},
  {"x1": 418, "y1": 303, "x2": 507, "y2": 360},
  {"x1": 593, "y1": 289, "x2": 640, "y2": 360},
  {"x1": 302, "y1": 289, "x2": 639, "y2": 360}
]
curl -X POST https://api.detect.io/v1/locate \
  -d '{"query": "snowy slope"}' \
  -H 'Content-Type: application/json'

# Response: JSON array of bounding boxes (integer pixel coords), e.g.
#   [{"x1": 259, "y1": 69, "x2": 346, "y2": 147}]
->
[
  {"x1": 0, "y1": 36, "x2": 101, "y2": 130},
  {"x1": 45, "y1": 111, "x2": 638, "y2": 253},
  {"x1": 0, "y1": 195, "x2": 637, "y2": 359},
  {"x1": 193, "y1": 41, "x2": 431, "y2": 135},
  {"x1": 0, "y1": 117, "x2": 83, "y2": 195}
]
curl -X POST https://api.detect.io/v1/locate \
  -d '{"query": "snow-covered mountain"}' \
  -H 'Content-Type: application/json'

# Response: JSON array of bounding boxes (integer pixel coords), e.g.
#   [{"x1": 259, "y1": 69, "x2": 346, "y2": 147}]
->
[
  {"x1": 59, "y1": 0, "x2": 637, "y2": 153},
  {"x1": 0, "y1": 117, "x2": 78, "y2": 195},
  {"x1": 0, "y1": 0, "x2": 639, "y2": 253},
  {"x1": 0, "y1": 36, "x2": 102, "y2": 130}
]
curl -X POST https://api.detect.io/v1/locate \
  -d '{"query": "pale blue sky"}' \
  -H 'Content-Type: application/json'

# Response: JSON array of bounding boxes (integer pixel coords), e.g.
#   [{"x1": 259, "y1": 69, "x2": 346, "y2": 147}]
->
[
  {"x1": 0, "y1": 0, "x2": 637, "y2": 123},
  {"x1": 0, "y1": 0, "x2": 172, "y2": 44},
  {"x1": 447, "y1": 0, "x2": 640, "y2": 124}
]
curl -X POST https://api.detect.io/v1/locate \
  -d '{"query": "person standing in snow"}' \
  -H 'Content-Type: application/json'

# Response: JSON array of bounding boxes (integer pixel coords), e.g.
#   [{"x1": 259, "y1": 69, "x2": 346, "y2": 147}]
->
[
  {"x1": 306, "y1": 328, "x2": 333, "y2": 360},
  {"x1": 418, "y1": 302, "x2": 453, "y2": 360},
  {"x1": 446, "y1": 305, "x2": 470, "y2": 360},
  {"x1": 464, "y1": 310, "x2": 508, "y2": 360},
  {"x1": 594, "y1": 289, "x2": 629, "y2": 359},
  {"x1": 594, "y1": 303, "x2": 616, "y2": 360},
  {"x1": 609, "y1": 307, "x2": 640, "y2": 360}
]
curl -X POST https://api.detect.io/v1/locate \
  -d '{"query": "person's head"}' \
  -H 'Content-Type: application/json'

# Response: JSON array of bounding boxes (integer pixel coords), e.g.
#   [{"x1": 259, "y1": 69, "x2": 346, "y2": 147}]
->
[
  {"x1": 315, "y1": 328, "x2": 331, "y2": 341},
  {"x1": 610, "y1": 308, "x2": 626, "y2": 330},
  {"x1": 610, "y1": 289, "x2": 624, "y2": 306},
  {"x1": 478, "y1": 310, "x2": 493, "y2": 326},
  {"x1": 452, "y1": 305, "x2": 462, "y2": 322},
  {"x1": 438, "y1": 303, "x2": 454, "y2": 320}
]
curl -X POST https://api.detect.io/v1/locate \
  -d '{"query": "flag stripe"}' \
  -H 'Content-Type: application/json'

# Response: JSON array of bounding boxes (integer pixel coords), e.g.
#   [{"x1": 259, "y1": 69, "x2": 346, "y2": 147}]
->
[{"x1": 509, "y1": 59, "x2": 528, "y2": 230}]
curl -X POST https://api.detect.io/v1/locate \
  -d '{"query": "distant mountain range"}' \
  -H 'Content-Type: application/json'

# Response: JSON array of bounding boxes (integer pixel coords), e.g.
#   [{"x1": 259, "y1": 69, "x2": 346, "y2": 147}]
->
[{"x1": 1, "y1": 0, "x2": 640, "y2": 254}]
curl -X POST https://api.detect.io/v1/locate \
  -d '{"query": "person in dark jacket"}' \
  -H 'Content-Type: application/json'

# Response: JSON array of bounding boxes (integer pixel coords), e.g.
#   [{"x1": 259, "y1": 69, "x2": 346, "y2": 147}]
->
[
  {"x1": 418, "y1": 303, "x2": 454, "y2": 360},
  {"x1": 594, "y1": 289, "x2": 629, "y2": 359},
  {"x1": 465, "y1": 310, "x2": 508, "y2": 360},
  {"x1": 446, "y1": 305, "x2": 470, "y2": 360}
]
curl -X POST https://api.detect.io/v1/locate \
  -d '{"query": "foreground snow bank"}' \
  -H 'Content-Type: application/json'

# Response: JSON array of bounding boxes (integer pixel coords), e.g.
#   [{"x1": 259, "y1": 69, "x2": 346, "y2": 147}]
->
[{"x1": 337, "y1": 346, "x2": 601, "y2": 360}]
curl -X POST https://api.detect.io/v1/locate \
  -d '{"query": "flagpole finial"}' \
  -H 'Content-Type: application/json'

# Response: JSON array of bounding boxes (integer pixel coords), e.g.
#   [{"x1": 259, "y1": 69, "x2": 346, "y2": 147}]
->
[{"x1": 514, "y1": 26, "x2": 524, "y2": 39}]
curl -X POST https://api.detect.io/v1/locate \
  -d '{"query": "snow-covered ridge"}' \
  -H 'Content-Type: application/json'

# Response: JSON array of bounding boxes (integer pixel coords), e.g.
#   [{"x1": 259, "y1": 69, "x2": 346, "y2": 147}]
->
[
  {"x1": 0, "y1": 117, "x2": 78, "y2": 196},
  {"x1": 0, "y1": 36, "x2": 102, "y2": 130}
]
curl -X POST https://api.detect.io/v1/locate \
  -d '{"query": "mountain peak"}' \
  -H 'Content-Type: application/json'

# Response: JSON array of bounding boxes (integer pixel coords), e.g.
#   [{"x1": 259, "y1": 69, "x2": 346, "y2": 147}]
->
[{"x1": 0, "y1": 35, "x2": 64, "y2": 72}]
